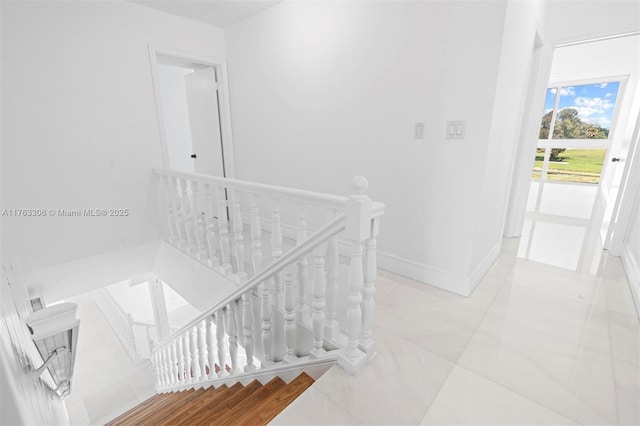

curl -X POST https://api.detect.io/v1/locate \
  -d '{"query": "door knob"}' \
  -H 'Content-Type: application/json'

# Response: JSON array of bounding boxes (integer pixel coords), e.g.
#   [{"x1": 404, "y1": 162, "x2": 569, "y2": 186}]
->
[
  {"x1": 611, "y1": 157, "x2": 620, "y2": 162},
  {"x1": 190, "y1": 154, "x2": 197, "y2": 159}
]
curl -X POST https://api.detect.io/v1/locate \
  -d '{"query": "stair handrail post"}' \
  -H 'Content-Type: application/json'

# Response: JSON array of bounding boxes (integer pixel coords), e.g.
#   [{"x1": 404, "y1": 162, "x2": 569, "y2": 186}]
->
[
  {"x1": 360, "y1": 215, "x2": 380, "y2": 355},
  {"x1": 337, "y1": 176, "x2": 372, "y2": 375}
]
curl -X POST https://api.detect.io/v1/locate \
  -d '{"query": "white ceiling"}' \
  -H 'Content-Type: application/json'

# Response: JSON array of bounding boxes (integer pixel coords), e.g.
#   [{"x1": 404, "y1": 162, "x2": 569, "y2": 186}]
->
[{"x1": 129, "y1": 0, "x2": 283, "y2": 28}]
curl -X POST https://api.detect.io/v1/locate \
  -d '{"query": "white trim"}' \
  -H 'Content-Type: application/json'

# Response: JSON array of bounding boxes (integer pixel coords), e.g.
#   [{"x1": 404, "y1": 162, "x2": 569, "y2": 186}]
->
[
  {"x1": 147, "y1": 45, "x2": 236, "y2": 178},
  {"x1": 376, "y1": 242, "x2": 501, "y2": 298},
  {"x1": 469, "y1": 241, "x2": 502, "y2": 295},
  {"x1": 621, "y1": 245, "x2": 640, "y2": 320}
]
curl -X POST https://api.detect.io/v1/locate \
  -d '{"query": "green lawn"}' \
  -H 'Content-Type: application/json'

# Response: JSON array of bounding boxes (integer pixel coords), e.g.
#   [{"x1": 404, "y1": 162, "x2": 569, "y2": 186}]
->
[{"x1": 532, "y1": 148, "x2": 606, "y2": 184}]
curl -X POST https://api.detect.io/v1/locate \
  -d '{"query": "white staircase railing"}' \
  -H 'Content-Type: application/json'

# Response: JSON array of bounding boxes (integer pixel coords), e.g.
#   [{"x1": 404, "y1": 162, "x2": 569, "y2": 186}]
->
[
  {"x1": 92, "y1": 288, "x2": 153, "y2": 364},
  {"x1": 150, "y1": 170, "x2": 384, "y2": 391}
]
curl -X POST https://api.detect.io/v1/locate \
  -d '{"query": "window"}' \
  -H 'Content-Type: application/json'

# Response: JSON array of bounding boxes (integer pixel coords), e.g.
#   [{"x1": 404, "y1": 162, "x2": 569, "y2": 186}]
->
[{"x1": 533, "y1": 80, "x2": 622, "y2": 184}]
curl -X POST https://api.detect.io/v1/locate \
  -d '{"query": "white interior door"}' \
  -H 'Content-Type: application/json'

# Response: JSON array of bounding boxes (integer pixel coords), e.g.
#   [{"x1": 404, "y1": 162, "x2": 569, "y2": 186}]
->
[{"x1": 184, "y1": 67, "x2": 225, "y2": 177}]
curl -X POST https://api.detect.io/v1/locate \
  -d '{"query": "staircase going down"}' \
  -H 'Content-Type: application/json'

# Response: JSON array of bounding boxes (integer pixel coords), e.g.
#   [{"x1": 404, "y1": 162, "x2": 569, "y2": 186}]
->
[{"x1": 106, "y1": 372, "x2": 314, "y2": 426}]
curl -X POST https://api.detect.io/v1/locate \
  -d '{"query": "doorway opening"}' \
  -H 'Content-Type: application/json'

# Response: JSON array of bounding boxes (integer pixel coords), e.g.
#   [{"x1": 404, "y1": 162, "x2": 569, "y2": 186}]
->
[
  {"x1": 517, "y1": 34, "x2": 640, "y2": 273},
  {"x1": 148, "y1": 46, "x2": 235, "y2": 178}
]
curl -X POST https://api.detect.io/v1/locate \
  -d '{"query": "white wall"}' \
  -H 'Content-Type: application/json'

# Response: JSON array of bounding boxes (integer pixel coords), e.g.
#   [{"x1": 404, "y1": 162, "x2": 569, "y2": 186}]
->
[
  {"x1": 1, "y1": 264, "x2": 70, "y2": 425},
  {"x1": 471, "y1": 0, "x2": 548, "y2": 278},
  {"x1": 158, "y1": 64, "x2": 196, "y2": 173},
  {"x1": 1, "y1": 1, "x2": 225, "y2": 277},
  {"x1": 225, "y1": 0, "x2": 509, "y2": 294}
]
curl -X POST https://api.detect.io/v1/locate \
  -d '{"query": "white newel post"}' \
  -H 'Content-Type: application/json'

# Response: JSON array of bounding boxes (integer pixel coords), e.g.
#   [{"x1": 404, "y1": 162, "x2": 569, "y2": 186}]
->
[
  {"x1": 295, "y1": 203, "x2": 309, "y2": 323},
  {"x1": 338, "y1": 176, "x2": 372, "y2": 375},
  {"x1": 360, "y1": 216, "x2": 379, "y2": 355},
  {"x1": 217, "y1": 187, "x2": 233, "y2": 275},
  {"x1": 283, "y1": 268, "x2": 296, "y2": 363},
  {"x1": 310, "y1": 243, "x2": 327, "y2": 359}
]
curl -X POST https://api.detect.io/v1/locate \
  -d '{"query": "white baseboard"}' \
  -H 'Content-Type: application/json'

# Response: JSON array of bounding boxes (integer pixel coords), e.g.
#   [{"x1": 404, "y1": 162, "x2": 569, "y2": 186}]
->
[
  {"x1": 376, "y1": 241, "x2": 501, "y2": 298},
  {"x1": 469, "y1": 241, "x2": 502, "y2": 295},
  {"x1": 622, "y1": 246, "x2": 640, "y2": 319}
]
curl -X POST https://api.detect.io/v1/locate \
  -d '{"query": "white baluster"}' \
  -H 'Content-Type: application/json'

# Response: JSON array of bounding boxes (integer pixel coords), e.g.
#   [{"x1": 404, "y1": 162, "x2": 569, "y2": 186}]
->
[
  {"x1": 153, "y1": 352, "x2": 162, "y2": 388},
  {"x1": 217, "y1": 187, "x2": 233, "y2": 275},
  {"x1": 283, "y1": 269, "x2": 296, "y2": 363},
  {"x1": 190, "y1": 326, "x2": 201, "y2": 381},
  {"x1": 360, "y1": 217, "x2": 379, "y2": 355},
  {"x1": 325, "y1": 229, "x2": 340, "y2": 339},
  {"x1": 171, "y1": 341, "x2": 179, "y2": 386},
  {"x1": 160, "y1": 174, "x2": 178, "y2": 243},
  {"x1": 243, "y1": 291, "x2": 256, "y2": 372},
  {"x1": 170, "y1": 176, "x2": 185, "y2": 247},
  {"x1": 295, "y1": 203, "x2": 309, "y2": 323},
  {"x1": 261, "y1": 277, "x2": 273, "y2": 367},
  {"x1": 204, "y1": 183, "x2": 220, "y2": 268},
  {"x1": 231, "y1": 190, "x2": 247, "y2": 281},
  {"x1": 162, "y1": 347, "x2": 171, "y2": 387},
  {"x1": 250, "y1": 193, "x2": 262, "y2": 275},
  {"x1": 272, "y1": 199, "x2": 283, "y2": 307},
  {"x1": 177, "y1": 335, "x2": 185, "y2": 384},
  {"x1": 198, "y1": 319, "x2": 208, "y2": 381},
  {"x1": 183, "y1": 331, "x2": 192, "y2": 383},
  {"x1": 178, "y1": 178, "x2": 194, "y2": 253},
  {"x1": 338, "y1": 176, "x2": 372, "y2": 374},
  {"x1": 216, "y1": 309, "x2": 227, "y2": 377},
  {"x1": 191, "y1": 181, "x2": 207, "y2": 262},
  {"x1": 310, "y1": 243, "x2": 327, "y2": 358},
  {"x1": 156, "y1": 348, "x2": 163, "y2": 388},
  {"x1": 206, "y1": 316, "x2": 216, "y2": 379},
  {"x1": 227, "y1": 301, "x2": 239, "y2": 374}
]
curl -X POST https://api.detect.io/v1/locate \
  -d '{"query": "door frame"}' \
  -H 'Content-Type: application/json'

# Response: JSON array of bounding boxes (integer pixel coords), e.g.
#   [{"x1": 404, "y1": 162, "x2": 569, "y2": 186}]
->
[
  {"x1": 505, "y1": 33, "x2": 640, "y2": 256},
  {"x1": 147, "y1": 44, "x2": 236, "y2": 178}
]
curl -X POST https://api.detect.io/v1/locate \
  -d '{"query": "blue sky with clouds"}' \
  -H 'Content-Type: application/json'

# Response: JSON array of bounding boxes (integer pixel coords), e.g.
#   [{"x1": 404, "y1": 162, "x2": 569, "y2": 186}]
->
[{"x1": 543, "y1": 81, "x2": 620, "y2": 130}]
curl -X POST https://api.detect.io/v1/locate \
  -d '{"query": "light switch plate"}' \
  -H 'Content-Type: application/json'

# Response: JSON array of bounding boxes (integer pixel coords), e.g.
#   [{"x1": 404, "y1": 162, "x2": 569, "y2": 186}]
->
[{"x1": 446, "y1": 120, "x2": 466, "y2": 139}]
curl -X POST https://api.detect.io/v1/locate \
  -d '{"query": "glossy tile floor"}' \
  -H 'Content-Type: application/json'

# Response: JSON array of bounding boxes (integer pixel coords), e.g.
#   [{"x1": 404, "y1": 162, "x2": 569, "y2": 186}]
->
[
  {"x1": 518, "y1": 181, "x2": 604, "y2": 273},
  {"x1": 272, "y1": 240, "x2": 640, "y2": 425}
]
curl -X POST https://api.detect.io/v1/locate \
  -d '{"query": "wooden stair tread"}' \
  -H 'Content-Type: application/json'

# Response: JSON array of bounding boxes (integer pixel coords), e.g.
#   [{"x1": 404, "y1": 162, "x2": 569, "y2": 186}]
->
[
  {"x1": 107, "y1": 390, "x2": 197, "y2": 425},
  {"x1": 213, "y1": 377, "x2": 287, "y2": 425},
  {"x1": 174, "y1": 382, "x2": 246, "y2": 426},
  {"x1": 251, "y1": 373, "x2": 315, "y2": 424},
  {"x1": 107, "y1": 373, "x2": 315, "y2": 426}
]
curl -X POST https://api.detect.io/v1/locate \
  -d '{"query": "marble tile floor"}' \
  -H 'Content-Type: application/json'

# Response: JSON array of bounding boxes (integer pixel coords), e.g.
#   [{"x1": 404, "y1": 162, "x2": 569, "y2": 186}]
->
[
  {"x1": 64, "y1": 296, "x2": 157, "y2": 425},
  {"x1": 272, "y1": 240, "x2": 640, "y2": 425}
]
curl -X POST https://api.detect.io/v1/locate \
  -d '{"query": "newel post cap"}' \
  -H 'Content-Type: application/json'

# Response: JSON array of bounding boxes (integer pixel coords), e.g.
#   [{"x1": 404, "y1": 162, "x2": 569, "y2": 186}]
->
[{"x1": 351, "y1": 176, "x2": 368, "y2": 197}]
